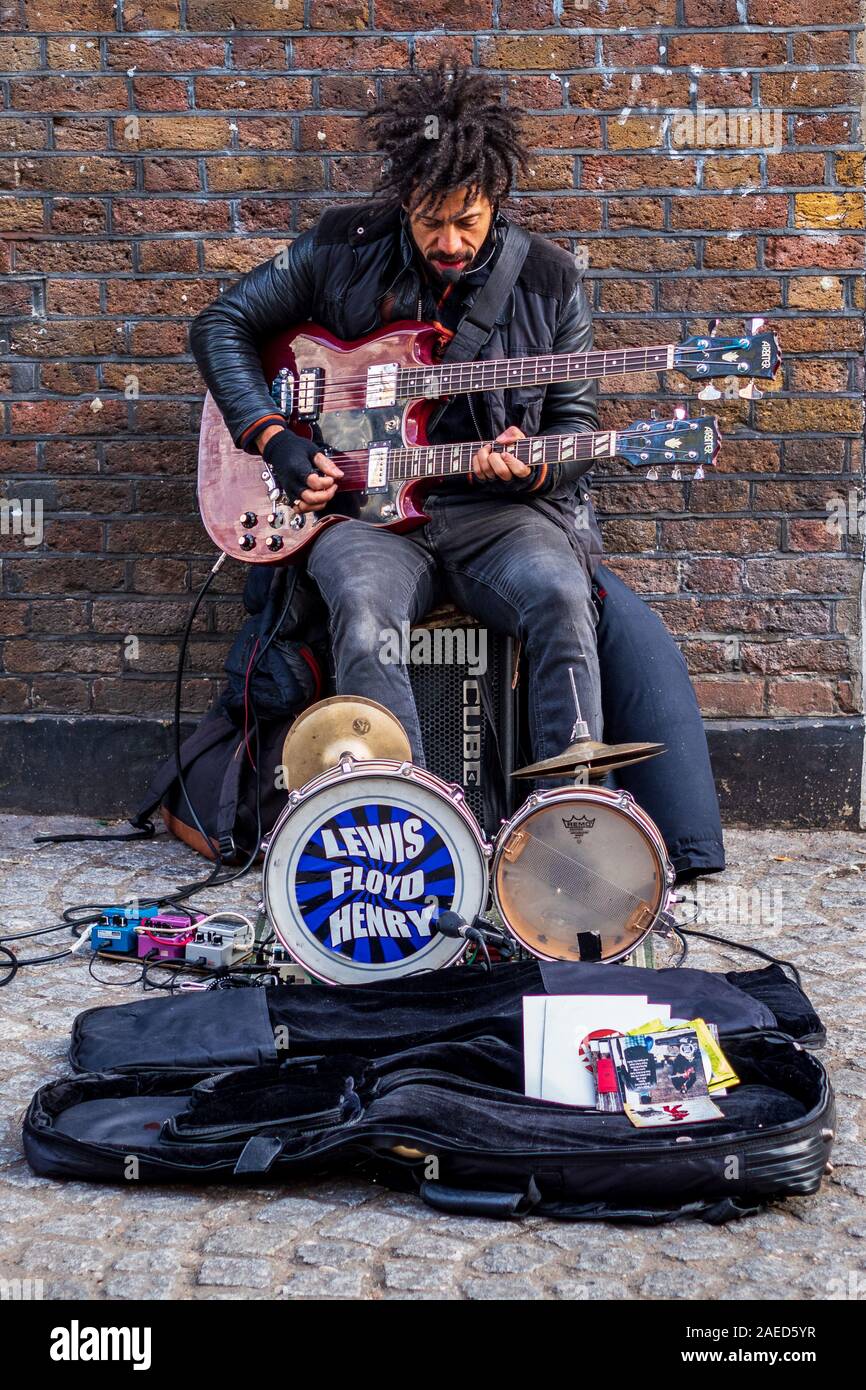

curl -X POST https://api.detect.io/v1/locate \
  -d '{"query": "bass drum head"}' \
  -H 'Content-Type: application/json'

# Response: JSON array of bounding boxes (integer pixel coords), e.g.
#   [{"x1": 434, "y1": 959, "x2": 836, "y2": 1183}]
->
[
  {"x1": 263, "y1": 765, "x2": 488, "y2": 985},
  {"x1": 492, "y1": 790, "x2": 666, "y2": 964}
]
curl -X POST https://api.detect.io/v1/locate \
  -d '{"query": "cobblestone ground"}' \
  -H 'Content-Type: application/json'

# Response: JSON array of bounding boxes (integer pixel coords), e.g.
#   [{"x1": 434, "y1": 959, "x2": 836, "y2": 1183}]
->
[{"x1": 0, "y1": 814, "x2": 864, "y2": 1301}]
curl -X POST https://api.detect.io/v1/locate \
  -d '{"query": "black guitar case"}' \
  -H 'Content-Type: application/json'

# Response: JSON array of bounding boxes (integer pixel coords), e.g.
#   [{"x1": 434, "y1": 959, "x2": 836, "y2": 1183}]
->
[{"x1": 23, "y1": 960, "x2": 834, "y2": 1225}]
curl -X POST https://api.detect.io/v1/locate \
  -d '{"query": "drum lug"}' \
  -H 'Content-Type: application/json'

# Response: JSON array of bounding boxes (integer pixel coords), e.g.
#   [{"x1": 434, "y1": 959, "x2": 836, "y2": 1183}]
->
[
  {"x1": 398, "y1": 761, "x2": 413, "y2": 776},
  {"x1": 616, "y1": 790, "x2": 633, "y2": 808},
  {"x1": 654, "y1": 909, "x2": 677, "y2": 937},
  {"x1": 288, "y1": 790, "x2": 301, "y2": 806},
  {"x1": 339, "y1": 753, "x2": 356, "y2": 774},
  {"x1": 449, "y1": 784, "x2": 465, "y2": 802},
  {"x1": 260, "y1": 839, "x2": 270, "y2": 854}
]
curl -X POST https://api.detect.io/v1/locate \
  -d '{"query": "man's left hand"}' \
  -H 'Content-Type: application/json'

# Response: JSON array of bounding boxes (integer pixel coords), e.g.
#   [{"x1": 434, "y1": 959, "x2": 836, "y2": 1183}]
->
[{"x1": 471, "y1": 425, "x2": 531, "y2": 483}]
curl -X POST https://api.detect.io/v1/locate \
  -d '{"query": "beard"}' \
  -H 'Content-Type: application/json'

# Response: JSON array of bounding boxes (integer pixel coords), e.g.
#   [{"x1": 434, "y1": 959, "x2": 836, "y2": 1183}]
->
[{"x1": 425, "y1": 254, "x2": 473, "y2": 285}]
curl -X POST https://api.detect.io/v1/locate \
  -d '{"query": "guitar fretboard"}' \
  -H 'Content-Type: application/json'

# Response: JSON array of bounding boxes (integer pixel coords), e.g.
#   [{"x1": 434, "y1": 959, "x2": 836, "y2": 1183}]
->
[
  {"x1": 387, "y1": 429, "x2": 617, "y2": 482},
  {"x1": 399, "y1": 345, "x2": 674, "y2": 399}
]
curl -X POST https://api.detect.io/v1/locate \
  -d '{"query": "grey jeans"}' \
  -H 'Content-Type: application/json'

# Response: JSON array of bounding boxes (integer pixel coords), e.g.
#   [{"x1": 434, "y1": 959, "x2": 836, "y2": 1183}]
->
[{"x1": 305, "y1": 495, "x2": 602, "y2": 767}]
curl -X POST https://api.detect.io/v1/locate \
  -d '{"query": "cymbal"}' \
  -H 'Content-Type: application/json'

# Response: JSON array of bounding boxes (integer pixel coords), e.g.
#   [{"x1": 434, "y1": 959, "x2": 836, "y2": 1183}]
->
[
  {"x1": 281, "y1": 696, "x2": 412, "y2": 789},
  {"x1": 512, "y1": 739, "x2": 666, "y2": 779}
]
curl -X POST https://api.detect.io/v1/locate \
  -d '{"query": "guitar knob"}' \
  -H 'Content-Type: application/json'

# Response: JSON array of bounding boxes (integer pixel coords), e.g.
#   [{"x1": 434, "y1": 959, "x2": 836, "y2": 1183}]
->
[
  {"x1": 380, "y1": 503, "x2": 398, "y2": 519},
  {"x1": 238, "y1": 534, "x2": 256, "y2": 551},
  {"x1": 265, "y1": 535, "x2": 284, "y2": 552},
  {"x1": 239, "y1": 512, "x2": 257, "y2": 528},
  {"x1": 697, "y1": 383, "x2": 721, "y2": 401},
  {"x1": 267, "y1": 511, "x2": 284, "y2": 528}
]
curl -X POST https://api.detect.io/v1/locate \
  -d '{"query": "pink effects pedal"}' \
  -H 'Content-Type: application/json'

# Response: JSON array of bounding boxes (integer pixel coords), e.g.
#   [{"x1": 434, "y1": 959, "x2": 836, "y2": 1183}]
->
[{"x1": 135, "y1": 912, "x2": 204, "y2": 961}]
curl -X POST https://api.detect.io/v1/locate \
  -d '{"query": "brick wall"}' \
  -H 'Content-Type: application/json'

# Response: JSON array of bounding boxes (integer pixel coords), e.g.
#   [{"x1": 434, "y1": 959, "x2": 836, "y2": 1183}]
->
[{"x1": 0, "y1": 1, "x2": 863, "y2": 728}]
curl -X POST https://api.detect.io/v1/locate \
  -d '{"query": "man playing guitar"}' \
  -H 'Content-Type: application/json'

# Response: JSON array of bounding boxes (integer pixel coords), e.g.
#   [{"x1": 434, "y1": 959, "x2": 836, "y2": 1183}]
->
[{"x1": 191, "y1": 61, "x2": 605, "y2": 770}]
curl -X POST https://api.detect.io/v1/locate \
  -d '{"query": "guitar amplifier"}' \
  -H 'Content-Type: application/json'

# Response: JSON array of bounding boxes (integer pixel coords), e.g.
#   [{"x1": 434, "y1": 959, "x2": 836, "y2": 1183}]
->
[{"x1": 408, "y1": 609, "x2": 519, "y2": 838}]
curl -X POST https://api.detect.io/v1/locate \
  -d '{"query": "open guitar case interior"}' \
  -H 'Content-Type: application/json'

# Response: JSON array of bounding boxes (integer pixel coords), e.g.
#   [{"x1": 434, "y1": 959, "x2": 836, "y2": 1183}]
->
[{"x1": 24, "y1": 960, "x2": 835, "y2": 1225}]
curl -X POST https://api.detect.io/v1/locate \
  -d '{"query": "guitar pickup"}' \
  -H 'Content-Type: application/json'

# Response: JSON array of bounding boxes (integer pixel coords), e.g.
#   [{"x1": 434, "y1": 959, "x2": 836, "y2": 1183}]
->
[
  {"x1": 366, "y1": 362, "x2": 398, "y2": 408},
  {"x1": 366, "y1": 446, "x2": 389, "y2": 493},
  {"x1": 296, "y1": 367, "x2": 323, "y2": 420},
  {"x1": 268, "y1": 367, "x2": 294, "y2": 416}
]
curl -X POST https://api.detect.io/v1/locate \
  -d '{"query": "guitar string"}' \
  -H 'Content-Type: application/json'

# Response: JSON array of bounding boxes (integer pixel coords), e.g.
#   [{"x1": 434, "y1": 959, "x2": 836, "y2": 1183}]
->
[
  {"x1": 275, "y1": 342, "x2": 768, "y2": 397},
  {"x1": 286, "y1": 429, "x2": 716, "y2": 486},
  {"x1": 267, "y1": 343, "x2": 770, "y2": 412},
  {"x1": 314, "y1": 365, "x2": 760, "y2": 409}
]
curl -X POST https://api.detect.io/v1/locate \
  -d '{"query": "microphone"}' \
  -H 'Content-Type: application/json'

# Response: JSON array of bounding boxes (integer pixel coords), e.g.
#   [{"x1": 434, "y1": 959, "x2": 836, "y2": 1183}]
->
[{"x1": 433, "y1": 910, "x2": 470, "y2": 938}]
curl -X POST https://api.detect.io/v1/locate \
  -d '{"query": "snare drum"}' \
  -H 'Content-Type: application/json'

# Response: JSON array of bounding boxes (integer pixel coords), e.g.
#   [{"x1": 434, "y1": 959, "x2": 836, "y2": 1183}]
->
[
  {"x1": 492, "y1": 787, "x2": 675, "y2": 964},
  {"x1": 263, "y1": 756, "x2": 490, "y2": 985}
]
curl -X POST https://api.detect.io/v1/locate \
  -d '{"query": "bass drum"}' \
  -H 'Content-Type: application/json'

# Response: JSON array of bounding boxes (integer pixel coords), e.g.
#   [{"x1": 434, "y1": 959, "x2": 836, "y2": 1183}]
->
[
  {"x1": 263, "y1": 757, "x2": 490, "y2": 985},
  {"x1": 492, "y1": 787, "x2": 675, "y2": 964}
]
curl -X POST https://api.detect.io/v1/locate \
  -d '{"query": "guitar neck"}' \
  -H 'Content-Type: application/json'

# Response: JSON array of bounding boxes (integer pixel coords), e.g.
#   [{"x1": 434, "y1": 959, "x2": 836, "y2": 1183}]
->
[
  {"x1": 399, "y1": 344, "x2": 675, "y2": 399},
  {"x1": 386, "y1": 428, "x2": 618, "y2": 483}
]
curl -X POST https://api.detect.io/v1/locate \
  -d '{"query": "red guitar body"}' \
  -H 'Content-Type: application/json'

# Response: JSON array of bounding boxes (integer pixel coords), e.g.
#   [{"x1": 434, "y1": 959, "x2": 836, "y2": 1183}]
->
[{"x1": 197, "y1": 321, "x2": 449, "y2": 565}]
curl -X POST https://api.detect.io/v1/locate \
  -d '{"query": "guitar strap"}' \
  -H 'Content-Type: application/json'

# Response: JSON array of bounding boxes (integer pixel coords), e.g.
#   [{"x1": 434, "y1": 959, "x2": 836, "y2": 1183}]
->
[{"x1": 439, "y1": 221, "x2": 531, "y2": 363}]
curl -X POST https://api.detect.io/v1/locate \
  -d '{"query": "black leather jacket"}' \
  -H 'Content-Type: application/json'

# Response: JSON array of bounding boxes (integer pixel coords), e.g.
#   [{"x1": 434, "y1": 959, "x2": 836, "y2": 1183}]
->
[{"x1": 189, "y1": 200, "x2": 603, "y2": 564}]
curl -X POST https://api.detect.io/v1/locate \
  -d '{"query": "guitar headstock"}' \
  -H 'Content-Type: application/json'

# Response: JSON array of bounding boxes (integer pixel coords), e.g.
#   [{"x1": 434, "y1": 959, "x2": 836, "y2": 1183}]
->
[
  {"x1": 674, "y1": 317, "x2": 781, "y2": 401},
  {"x1": 616, "y1": 409, "x2": 721, "y2": 480}
]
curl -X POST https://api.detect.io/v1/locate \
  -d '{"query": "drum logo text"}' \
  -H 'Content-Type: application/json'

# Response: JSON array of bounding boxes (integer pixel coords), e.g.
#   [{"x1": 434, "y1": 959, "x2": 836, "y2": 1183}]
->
[
  {"x1": 562, "y1": 813, "x2": 595, "y2": 843},
  {"x1": 311, "y1": 815, "x2": 441, "y2": 950}
]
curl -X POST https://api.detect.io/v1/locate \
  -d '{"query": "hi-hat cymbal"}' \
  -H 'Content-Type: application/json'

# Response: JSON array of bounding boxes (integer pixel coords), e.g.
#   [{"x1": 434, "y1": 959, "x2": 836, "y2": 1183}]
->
[
  {"x1": 512, "y1": 739, "x2": 666, "y2": 779},
  {"x1": 281, "y1": 696, "x2": 412, "y2": 790}
]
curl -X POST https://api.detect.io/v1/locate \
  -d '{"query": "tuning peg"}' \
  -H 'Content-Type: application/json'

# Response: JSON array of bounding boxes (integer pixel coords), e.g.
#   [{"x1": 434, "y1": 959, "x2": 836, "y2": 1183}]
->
[
  {"x1": 738, "y1": 379, "x2": 763, "y2": 400},
  {"x1": 646, "y1": 466, "x2": 659, "y2": 481},
  {"x1": 698, "y1": 382, "x2": 722, "y2": 401},
  {"x1": 649, "y1": 408, "x2": 658, "y2": 419},
  {"x1": 694, "y1": 465, "x2": 705, "y2": 480},
  {"x1": 671, "y1": 465, "x2": 682, "y2": 480},
  {"x1": 673, "y1": 405, "x2": 687, "y2": 420},
  {"x1": 749, "y1": 317, "x2": 765, "y2": 334},
  {"x1": 707, "y1": 318, "x2": 719, "y2": 336}
]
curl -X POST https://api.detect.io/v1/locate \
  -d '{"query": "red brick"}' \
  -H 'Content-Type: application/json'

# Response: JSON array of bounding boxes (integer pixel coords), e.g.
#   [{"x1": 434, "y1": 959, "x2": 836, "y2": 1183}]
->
[
  {"x1": 787, "y1": 520, "x2": 844, "y2": 553},
  {"x1": 187, "y1": 0, "x2": 303, "y2": 27},
  {"x1": 774, "y1": 235, "x2": 864, "y2": 273},
  {"x1": 377, "y1": 0, "x2": 487, "y2": 24},
  {"x1": 741, "y1": 640, "x2": 851, "y2": 675},
  {"x1": 292, "y1": 37, "x2": 408, "y2": 71},
  {"x1": 766, "y1": 678, "x2": 835, "y2": 717},
  {"x1": 668, "y1": 33, "x2": 787, "y2": 67},
  {"x1": 671, "y1": 195, "x2": 788, "y2": 231},
  {"x1": 10, "y1": 77, "x2": 127, "y2": 111},
  {"x1": 692, "y1": 677, "x2": 765, "y2": 718},
  {"x1": 106, "y1": 38, "x2": 226, "y2": 71},
  {"x1": 195, "y1": 76, "x2": 312, "y2": 111}
]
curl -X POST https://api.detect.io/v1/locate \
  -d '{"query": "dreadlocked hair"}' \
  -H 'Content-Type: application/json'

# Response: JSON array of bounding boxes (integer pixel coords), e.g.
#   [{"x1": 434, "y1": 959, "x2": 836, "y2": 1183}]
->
[{"x1": 365, "y1": 61, "x2": 530, "y2": 214}]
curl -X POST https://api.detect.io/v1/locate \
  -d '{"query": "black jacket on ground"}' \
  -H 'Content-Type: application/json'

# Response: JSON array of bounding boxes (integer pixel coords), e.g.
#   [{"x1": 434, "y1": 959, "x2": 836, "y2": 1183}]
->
[{"x1": 189, "y1": 200, "x2": 603, "y2": 567}]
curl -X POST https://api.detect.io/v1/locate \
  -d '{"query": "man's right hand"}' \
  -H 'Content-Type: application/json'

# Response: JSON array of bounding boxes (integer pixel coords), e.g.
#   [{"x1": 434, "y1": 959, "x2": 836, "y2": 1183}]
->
[{"x1": 257, "y1": 426, "x2": 343, "y2": 513}]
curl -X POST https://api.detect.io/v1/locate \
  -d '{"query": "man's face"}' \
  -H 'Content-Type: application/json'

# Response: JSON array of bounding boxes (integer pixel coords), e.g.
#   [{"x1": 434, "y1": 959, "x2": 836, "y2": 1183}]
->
[{"x1": 405, "y1": 187, "x2": 494, "y2": 283}]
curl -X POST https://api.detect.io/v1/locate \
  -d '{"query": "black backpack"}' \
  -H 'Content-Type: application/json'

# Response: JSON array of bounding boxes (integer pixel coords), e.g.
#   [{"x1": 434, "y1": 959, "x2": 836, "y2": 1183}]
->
[{"x1": 134, "y1": 565, "x2": 327, "y2": 861}]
